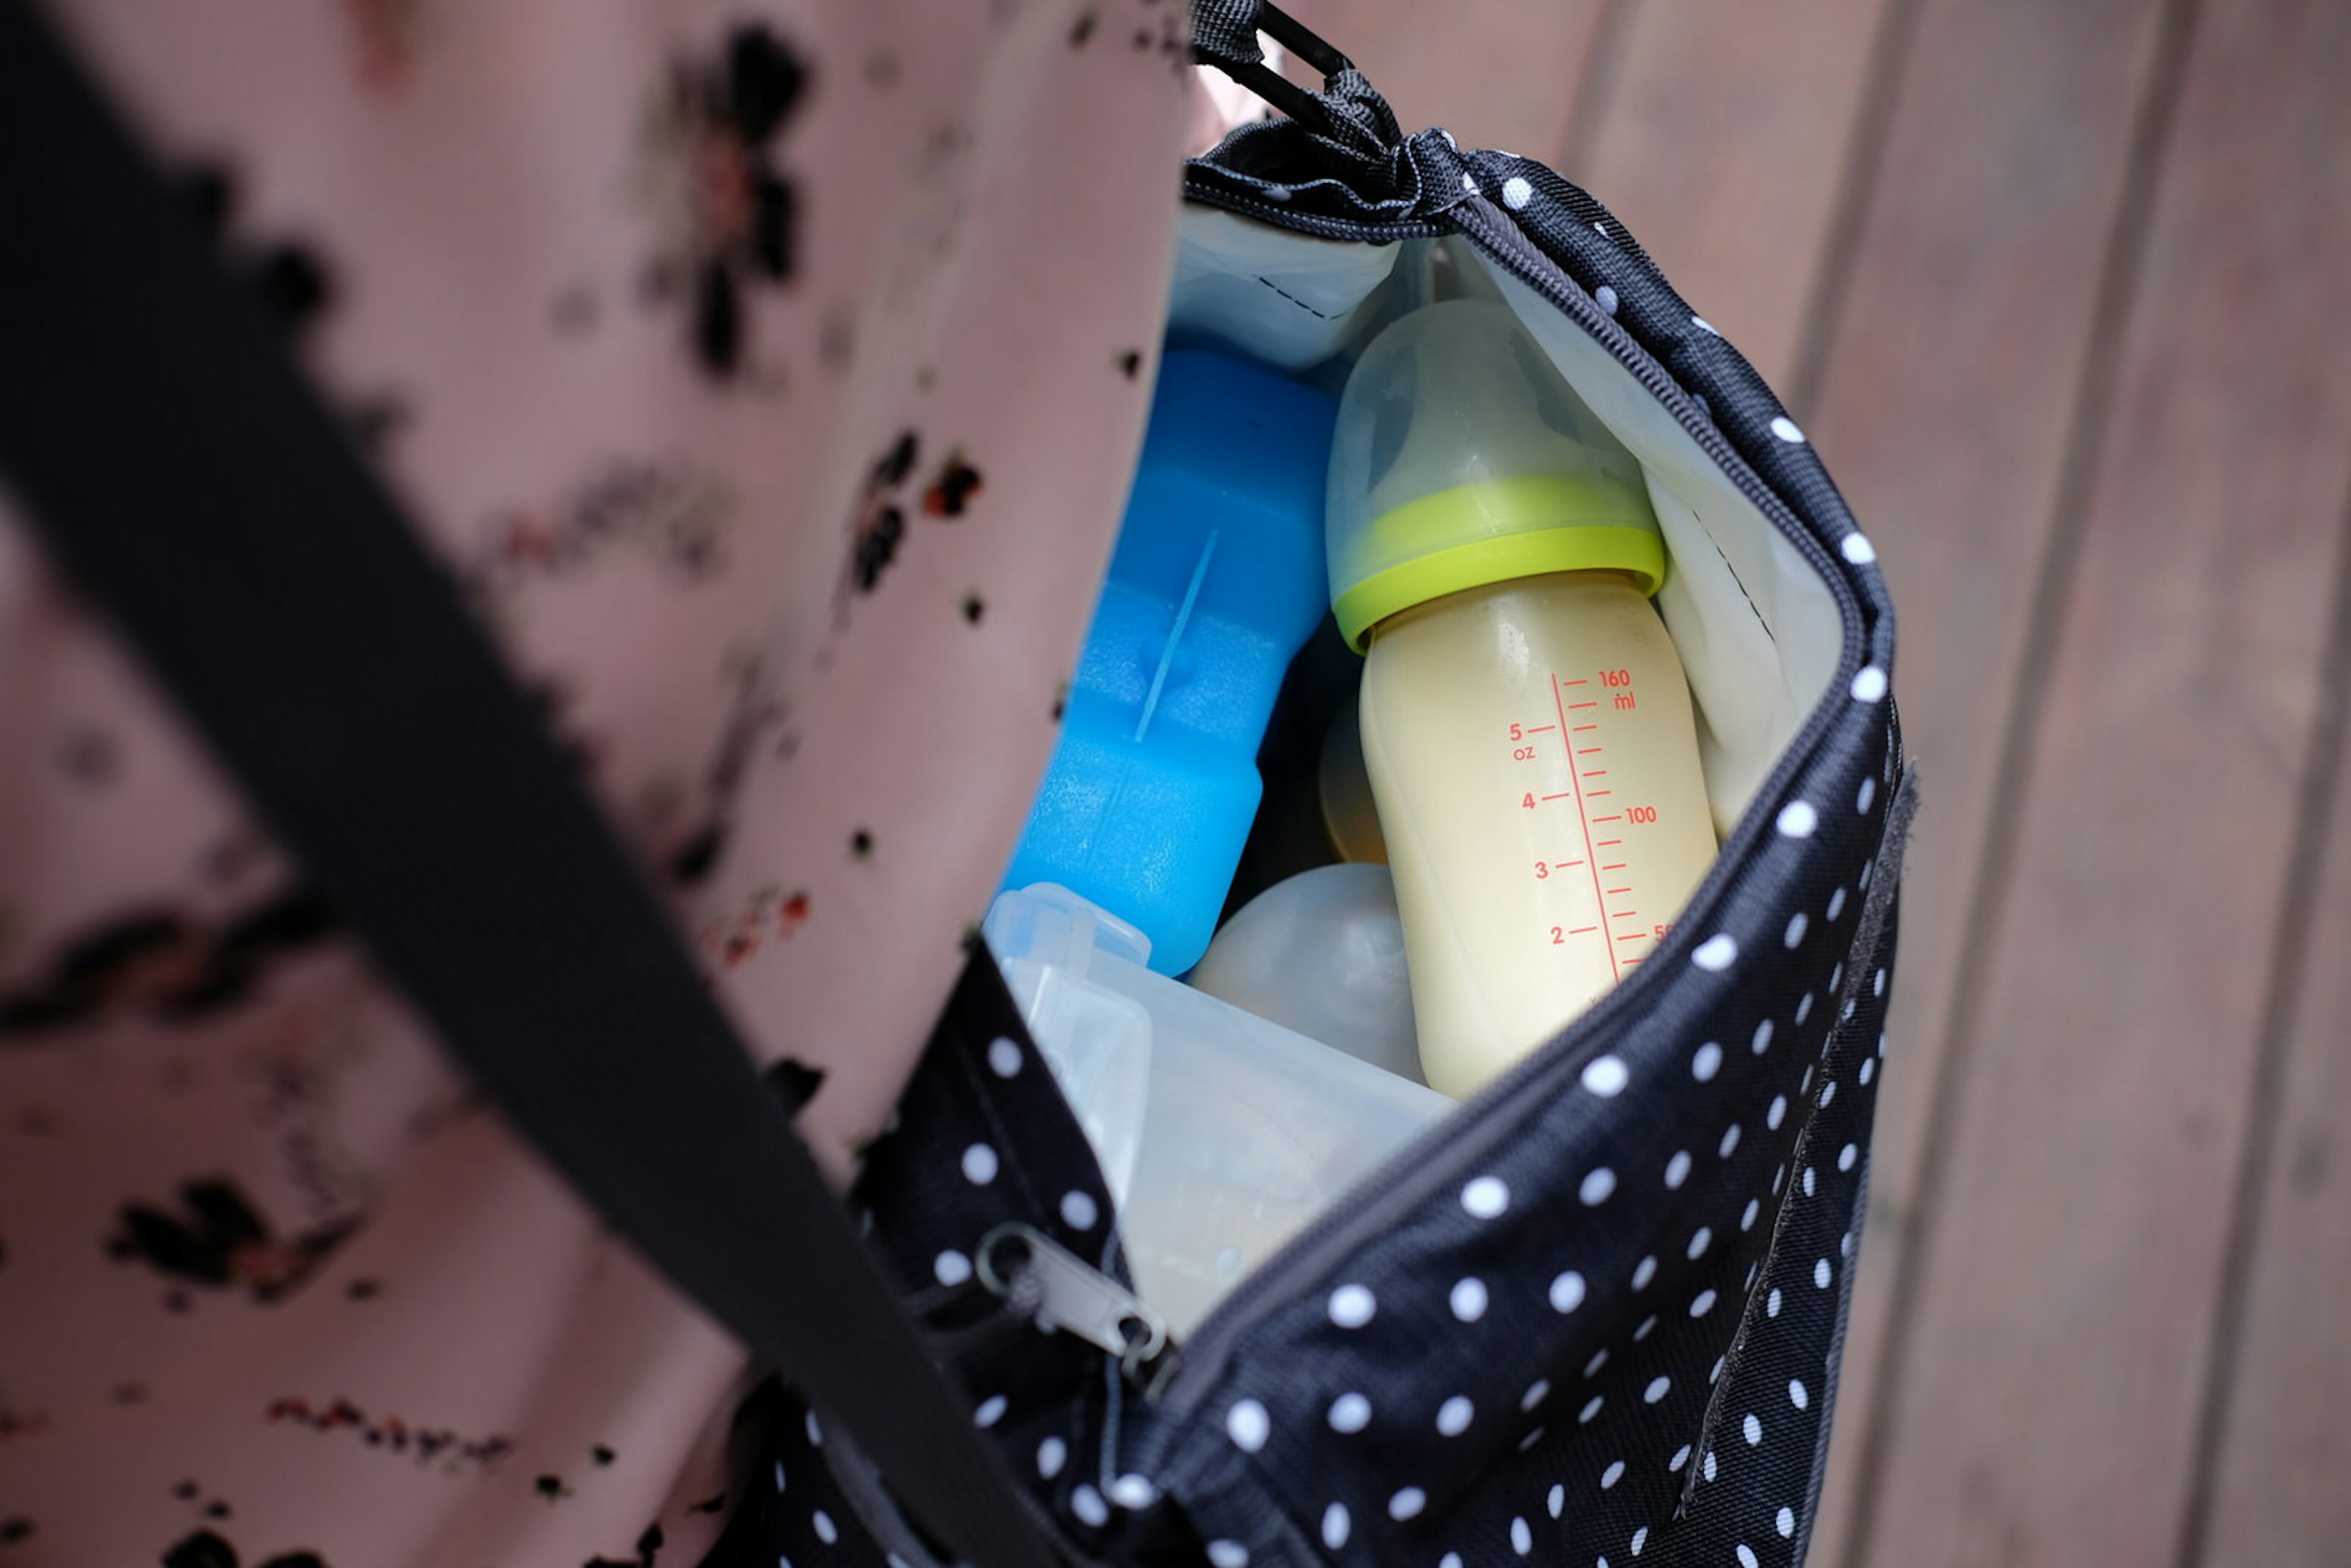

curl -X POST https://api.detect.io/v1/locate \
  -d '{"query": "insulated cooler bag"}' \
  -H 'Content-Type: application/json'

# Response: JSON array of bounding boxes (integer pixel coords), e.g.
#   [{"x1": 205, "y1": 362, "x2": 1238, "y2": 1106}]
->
[{"x1": 0, "y1": 4, "x2": 1910, "y2": 1565}]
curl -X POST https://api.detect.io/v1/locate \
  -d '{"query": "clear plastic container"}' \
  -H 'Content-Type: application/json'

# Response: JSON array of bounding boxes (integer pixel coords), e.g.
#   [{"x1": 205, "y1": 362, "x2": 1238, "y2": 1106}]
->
[
  {"x1": 985, "y1": 883, "x2": 1452, "y2": 1336},
  {"x1": 1328, "y1": 301, "x2": 1718, "y2": 1097}
]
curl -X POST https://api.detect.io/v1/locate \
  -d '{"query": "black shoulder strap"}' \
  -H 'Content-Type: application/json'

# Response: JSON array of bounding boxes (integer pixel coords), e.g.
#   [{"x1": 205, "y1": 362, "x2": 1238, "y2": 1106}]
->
[{"x1": 0, "y1": 10, "x2": 1048, "y2": 1566}]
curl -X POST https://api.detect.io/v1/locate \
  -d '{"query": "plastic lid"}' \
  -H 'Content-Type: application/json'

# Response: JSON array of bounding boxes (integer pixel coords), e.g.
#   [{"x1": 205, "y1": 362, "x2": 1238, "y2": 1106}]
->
[{"x1": 1325, "y1": 299, "x2": 1666, "y2": 650}]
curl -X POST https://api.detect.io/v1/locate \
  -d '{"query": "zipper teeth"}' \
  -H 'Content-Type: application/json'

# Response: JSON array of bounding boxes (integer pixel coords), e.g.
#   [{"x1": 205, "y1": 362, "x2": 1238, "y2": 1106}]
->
[{"x1": 1157, "y1": 197, "x2": 1880, "y2": 1411}]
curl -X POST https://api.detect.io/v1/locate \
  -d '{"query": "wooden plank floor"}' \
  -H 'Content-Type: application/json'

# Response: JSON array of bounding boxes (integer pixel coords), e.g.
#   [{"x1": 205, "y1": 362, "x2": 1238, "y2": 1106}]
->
[{"x1": 1288, "y1": 1, "x2": 2351, "y2": 1561}]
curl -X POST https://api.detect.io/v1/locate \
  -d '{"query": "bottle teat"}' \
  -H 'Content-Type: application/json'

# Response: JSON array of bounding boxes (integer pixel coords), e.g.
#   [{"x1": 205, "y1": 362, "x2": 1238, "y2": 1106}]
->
[{"x1": 1326, "y1": 299, "x2": 1666, "y2": 650}]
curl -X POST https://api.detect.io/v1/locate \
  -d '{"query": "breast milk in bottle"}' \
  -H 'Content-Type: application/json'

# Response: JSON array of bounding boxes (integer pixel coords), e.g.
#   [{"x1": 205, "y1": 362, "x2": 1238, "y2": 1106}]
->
[{"x1": 1327, "y1": 300, "x2": 1717, "y2": 1098}]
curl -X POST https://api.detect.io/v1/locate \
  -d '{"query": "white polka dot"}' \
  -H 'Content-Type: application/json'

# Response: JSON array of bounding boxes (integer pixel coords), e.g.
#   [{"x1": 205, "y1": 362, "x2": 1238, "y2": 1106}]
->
[
  {"x1": 1580, "y1": 1395, "x2": 1605, "y2": 1424},
  {"x1": 1768, "y1": 1094, "x2": 1787, "y2": 1130},
  {"x1": 1839, "y1": 1142, "x2": 1858, "y2": 1172},
  {"x1": 1521, "y1": 1378, "x2": 1551, "y2": 1411},
  {"x1": 1327, "y1": 1391, "x2": 1372, "y2": 1433},
  {"x1": 1665, "y1": 1150, "x2": 1693, "y2": 1189},
  {"x1": 1519, "y1": 1425, "x2": 1548, "y2": 1452},
  {"x1": 1450, "y1": 1277, "x2": 1490, "y2": 1322},
  {"x1": 1581, "y1": 1054, "x2": 1630, "y2": 1097},
  {"x1": 1071, "y1": 1485, "x2": 1109, "y2": 1528},
  {"x1": 1742, "y1": 1198, "x2": 1761, "y2": 1231},
  {"x1": 1594, "y1": 1460, "x2": 1624, "y2": 1491},
  {"x1": 1790, "y1": 1378, "x2": 1810, "y2": 1410},
  {"x1": 988, "y1": 1037, "x2": 1022, "y2": 1077},
  {"x1": 1691, "y1": 1288, "x2": 1718, "y2": 1316},
  {"x1": 1461, "y1": 171, "x2": 1479, "y2": 193},
  {"x1": 1692, "y1": 316, "x2": 1720, "y2": 336},
  {"x1": 1704, "y1": 1450, "x2": 1719, "y2": 1482},
  {"x1": 1711, "y1": 1354, "x2": 1728, "y2": 1384},
  {"x1": 961, "y1": 1144, "x2": 999, "y2": 1185},
  {"x1": 1744, "y1": 1412, "x2": 1764, "y2": 1446},
  {"x1": 1226, "y1": 1399, "x2": 1269, "y2": 1452},
  {"x1": 1753, "y1": 1018, "x2": 1775, "y2": 1054},
  {"x1": 1778, "y1": 1506, "x2": 1797, "y2": 1538},
  {"x1": 1111, "y1": 1474, "x2": 1157, "y2": 1509},
  {"x1": 1851, "y1": 665, "x2": 1888, "y2": 703},
  {"x1": 1797, "y1": 991, "x2": 1816, "y2": 1024},
  {"x1": 1634, "y1": 1313, "x2": 1659, "y2": 1342},
  {"x1": 1693, "y1": 933, "x2": 1738, "y2": 970},
  {"x1": 1820, "y1": 1079, "x2": 1838, "y2": 1108},
  {"x1": 1844, "y1": 1231, "x2": 1858, "y2": 1257},
  {"x1": 1643, "y1": 1376, "x2": 1670, "y2": 1405},
  {"x1": 1769, "y1": 416, "x2": 1806, "y2": 444},
  {"x1": 1748, "y1": 1261, "x2": 1761, "y2": 1290},
  {"x1": 1207, "y1": 1542, "x2": 1248, "y2": 1568},
  {"x1": 806, "y1": 1409, "x2": 823, "y2": 1447},
  {"x1": 1436, "y1": 1395, "x2": 1474, "y2": 1436},
  {"x1": 1551, "y1": 1270, "x2": 1587, "y2": 1313},
  {"x1": 1037, "y1": 1435, "x2": 1067, "y2": 1478},
  {"x1": 1632, "y1": 1526, "x2": 1649, "y2": 1556},
  {"x1": 1815, "y1": 1258, "x2": 1833, "y2": 1289},
  {"x1": 1831, "y1": 962, "x2": 1846, "y2": 992},
  {"x1": 1720, "y1": 1122, "x2": 1742, "y2": 1158},
  {"x1": 1502, "y1": 176, "x2": 1533, "y2": 209},
  {"x1": 1775, "y1": 800, "x2": 1818, "y2": 838},
  {"x1": 1328, "y1": 1284, "x2": 1376, "y2": 1328},
  {"x1": 1858, "y1": 776, "x2": 1878, "y2": 814},
  {"x1": 1595, "y1": 284, "x2": 1620, "y2": 315},
  {"x1": 1670, "y1": 1444, "x2": 1691, "y2": 1472},
  {"x1": 1803, "y1": 1166, "x2": 1818, "y2": 1197},
  {"x1": 1322, "y1": 1503, "x2": 1351, "y2": 1550},
  {"x1": 1580, "y1": 1166, "x2": 1618, "y2": 1205},
  {"x1": 1462, "y1": 1176, "x2": 1510, "y2": 1218},
  {"x1": 1594, "y1": 219, "x2": 1610, "y2": 235},
  {"x1": 1441, "y1": 1556, "x2": 1464, "y2": 1568},
  {"x1": 1859, "y1": 1057, "x2": 1877, "y2": 1086},
  {"x1": 812, "y1": 1508, "x2": 839, "y2": 1544},
  {"x1": 975, "y1": 1394, "x2": 1007, "y2": 1427},
  {"x1": 1827, "y1": 886, "x2": 1849, "y2": 921},
  {"x1": 1584, "y1": 1348, "x2": 1609, "y2": 1378},
  {"x1": 934, "y1": 1250, "x2": 972, "y2": 1286},
  {"x1": 1389, "y1": 1487, "x2": 1427, "y2": 1521},
  {"x1": 1802, "y1": 1064, "x2": 1815, "y2": 1095},
  {"x1": 1774, "y1": 1164, "x2": 1787, "y2": 1195},
  {"x1": 1693, "y1": 1041, "x2": 1723, "y2": 1081},
  {"x1": 1842, "y1": 531, "x2": 1878, "y2": 565},
  {"x1": 1511, "y1": 1515, "x2": 1533, "y2": 1555},
  {"x1": 1785, "y1": 912, "x2": 1810, "y2": 948},
  {"x1": 1875, "y1": 967, "x2": 1888, "y2": 996},
  {"x1": 1060, "y1": 1190, "x2": 1099, "y2": 1231},
  {"x1": 1632, "y1": 1255, "x2": 1658, "y2": 1290},
  {"x1": 1859, "y1": 858, "x2": 1877, "y2": 890},
  {"x1": 1738, "y1": 1546, "x2": 1760, "y2": 1568},
  {"x1": 1768, "y1": 1286, "x2": 1783, "y2": 1317},
  {"x1": 1688, "y1": 1226, "x2": 1714, "y2": 1259}
]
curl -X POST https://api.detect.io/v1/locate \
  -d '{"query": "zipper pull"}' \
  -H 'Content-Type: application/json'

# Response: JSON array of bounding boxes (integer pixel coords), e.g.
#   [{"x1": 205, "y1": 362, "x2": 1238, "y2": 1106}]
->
[{"x1": 977, "y1": 1223, "x2": 1176, "y2": 1393}]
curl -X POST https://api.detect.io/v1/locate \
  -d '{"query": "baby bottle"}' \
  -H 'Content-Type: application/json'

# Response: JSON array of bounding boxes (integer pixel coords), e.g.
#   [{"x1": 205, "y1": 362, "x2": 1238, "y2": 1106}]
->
[{"x1": 1327, "y1": 299, "x2": 1717, "y2": 1098}]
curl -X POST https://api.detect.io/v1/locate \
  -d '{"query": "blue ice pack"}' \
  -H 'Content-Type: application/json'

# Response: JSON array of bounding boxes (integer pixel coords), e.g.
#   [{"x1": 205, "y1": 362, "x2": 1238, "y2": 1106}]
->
[{"x1": 1002, "y1": 351, "x2": 1337, "y2": 975}]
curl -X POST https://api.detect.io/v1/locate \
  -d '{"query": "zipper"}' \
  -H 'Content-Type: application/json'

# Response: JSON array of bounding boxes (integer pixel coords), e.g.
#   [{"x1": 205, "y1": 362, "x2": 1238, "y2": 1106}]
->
[
  {"x1": 1152, "y1": 193, "x2": 1881, "y2": 1414},
  {"x1": 978, "y1": 1223, "x2": 1180, "y2": 1395}
]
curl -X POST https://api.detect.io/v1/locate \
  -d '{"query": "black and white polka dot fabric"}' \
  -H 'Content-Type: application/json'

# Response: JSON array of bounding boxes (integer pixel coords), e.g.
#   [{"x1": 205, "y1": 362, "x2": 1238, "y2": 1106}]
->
[{"x1": 727, "y1": 44, "x2": 1906, "y2": 1568}]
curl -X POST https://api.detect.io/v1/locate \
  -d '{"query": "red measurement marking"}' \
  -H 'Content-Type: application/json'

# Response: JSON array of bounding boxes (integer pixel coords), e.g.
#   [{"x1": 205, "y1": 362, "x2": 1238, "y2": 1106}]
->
[
  {"x1": 1524, "y1": 724, "x2": 1556, "y2": 733},
  {"x1": 1578, "y1": 746, "x2": 1604, "y2": 755},
  {"x1": 1605, "y1": 887, "x2": 1633, "y2": 896},
  {"x1": 1602, "y1": 863, "x2": 1627, "y2": 871},
  {"x1": 1564, "y1": 678, "x2": 1589, "y2": 686},
  {"x1": 1552, "y1": 672, "x2": 1619, "y2": 985},
  {"x1": 1568, "y1": 700, "x2": 1599, "y2": 710},
  {"x1": 1542, "y1": 792, "x2": 1572, "y2": 801},
  {"x1": 1583, "y1": 770, "x2": 1608, "y2": 778},
  {"x1": 1622, "y1": 958, "x2": 1644, "y2": 967},
  {"x1": 1588, "y1": 790, "x2": 1614, "y2": 797},
  {"x1": 1556, "y1": 859, "x2": 1586, "y2": 868},
  {"x1": 1597, "y1": 839, "x2": 1622, "y2": 847},
  {"x1": 1569, "y1": 926, "x2": 1599, "y2": 936},
  {"x1": 1572, "y1": 724, "x2": 1598, "y2": 732},
  {"x1": 1593, "y1": 814, "x2": 1623, "y2": 822}
]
